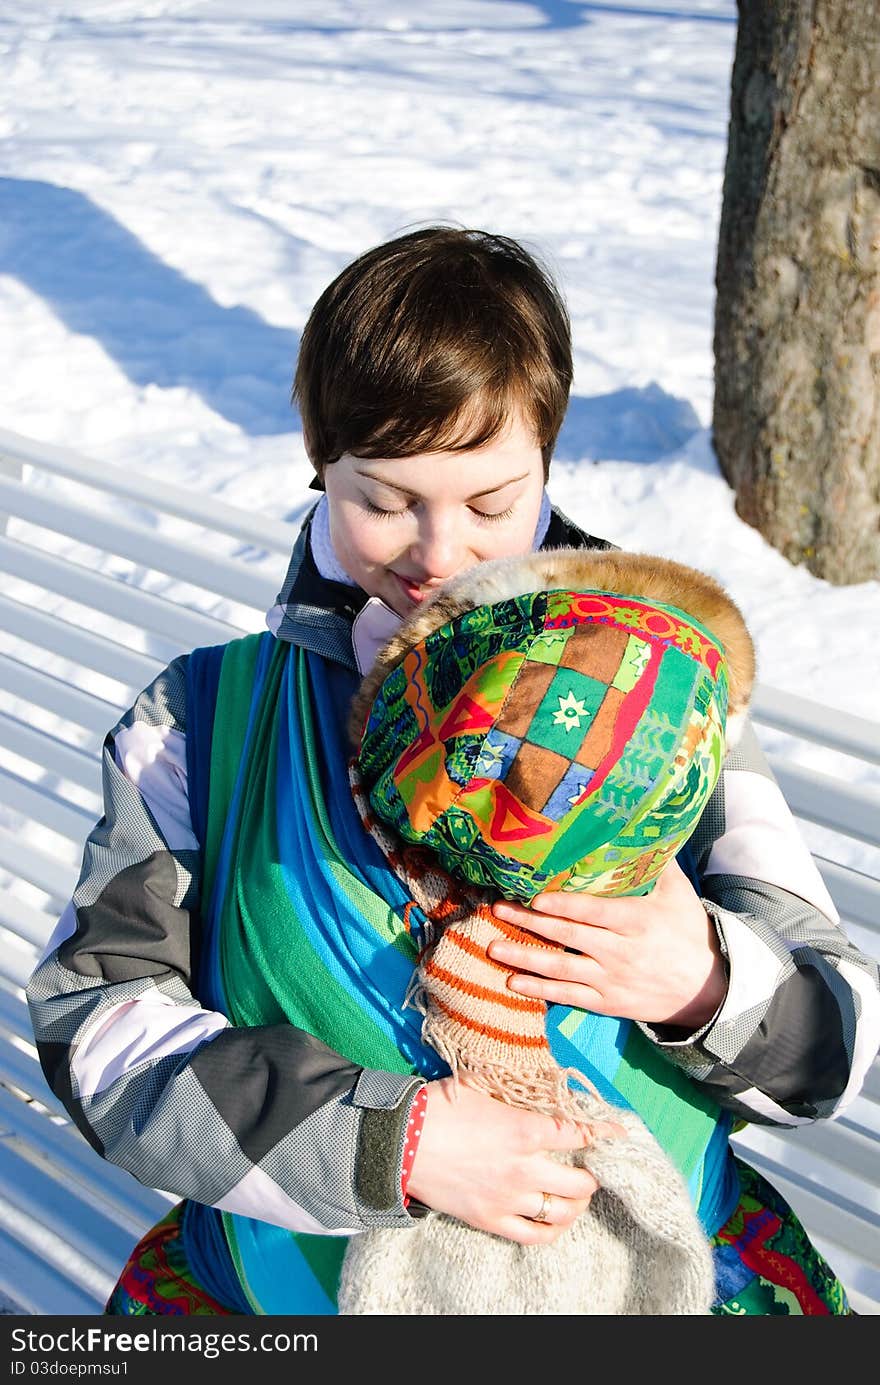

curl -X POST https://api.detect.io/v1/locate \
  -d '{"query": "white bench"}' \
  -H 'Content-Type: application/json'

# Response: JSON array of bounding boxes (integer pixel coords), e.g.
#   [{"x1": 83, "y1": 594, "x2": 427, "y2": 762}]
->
[{"x1": 1, "y1": 425, "x2": 878, "y2": 1316}]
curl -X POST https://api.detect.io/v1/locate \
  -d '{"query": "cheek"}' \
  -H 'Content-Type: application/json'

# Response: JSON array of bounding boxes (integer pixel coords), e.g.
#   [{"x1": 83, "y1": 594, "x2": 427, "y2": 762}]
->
[
  {"x1": 478, "y1": 515, "x2": 542, "y2": 561},
  {"x1": 331, "y1": 508, "x2": 401, "y2": 572}
]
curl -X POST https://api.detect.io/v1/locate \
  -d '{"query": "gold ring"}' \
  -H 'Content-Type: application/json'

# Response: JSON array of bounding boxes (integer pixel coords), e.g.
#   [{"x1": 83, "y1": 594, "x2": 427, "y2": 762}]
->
[{"x1": 533, "y1": 1191, "x2": 552, "y2": 1224}]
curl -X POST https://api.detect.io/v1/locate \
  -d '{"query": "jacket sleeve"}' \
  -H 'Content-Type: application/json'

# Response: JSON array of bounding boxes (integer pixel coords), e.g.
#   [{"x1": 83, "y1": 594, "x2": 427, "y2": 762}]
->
[
  {"x1": 643, "y1": 719, "x2": 880, "y2": 1126},
  {"x1": 25, "y1": 653, "x2": 425, "y2": 1236}
]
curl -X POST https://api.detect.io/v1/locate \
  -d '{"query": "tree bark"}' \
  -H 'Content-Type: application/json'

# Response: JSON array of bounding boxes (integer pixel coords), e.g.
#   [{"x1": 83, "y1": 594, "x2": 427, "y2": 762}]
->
[{"x1": 713, "y1": 0, "x2": 880, "y2": 583}]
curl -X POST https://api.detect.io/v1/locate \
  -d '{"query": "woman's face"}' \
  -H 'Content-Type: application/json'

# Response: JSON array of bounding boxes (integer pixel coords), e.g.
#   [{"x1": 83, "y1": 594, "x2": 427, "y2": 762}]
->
[{"x1": 323, "y1": 410, "x2": 546, "y2": 616}]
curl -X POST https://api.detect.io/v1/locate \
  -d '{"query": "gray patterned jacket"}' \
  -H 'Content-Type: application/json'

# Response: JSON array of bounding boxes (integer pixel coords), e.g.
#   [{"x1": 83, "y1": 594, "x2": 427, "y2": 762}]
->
[{"x1": 26, "y1": 507, "x2": 880, "y2": 1238}]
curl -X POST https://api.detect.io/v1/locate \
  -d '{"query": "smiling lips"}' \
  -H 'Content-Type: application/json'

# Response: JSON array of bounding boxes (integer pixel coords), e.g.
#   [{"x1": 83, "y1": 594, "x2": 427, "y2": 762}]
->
[{"x1": 393, "y1": 572, "x2": 443, "y2": 605}]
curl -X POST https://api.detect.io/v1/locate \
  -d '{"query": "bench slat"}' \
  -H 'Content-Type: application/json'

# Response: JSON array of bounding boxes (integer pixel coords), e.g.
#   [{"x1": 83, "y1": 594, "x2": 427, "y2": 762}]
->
[
  {"x1": 0, "y1": 938, "x2": 37, "y2": 992},
  {"x1": 0, "y1": 1220, "x2": 104, "y2": 1316},
  {"x1": 729, "y1": 1136, "x2": 880, "y2": 1271},
  {"x1": 0, "y1": 591, "x2": 162, "y2": 692},
  {"x1": 0, "y1": 424, "x2": 297, "y2": 558},
  {"x1": 0, "y1": 1141, "x2": 134, "y2": 1290},
  {"x1": 0, "y1": 982, "x2": 43, "y2": 1046},
  {"x1": 751, "y1": 684, "x2": 880, "y2": 766},
  {"x1": 768, "y1": 757, "x2": 880, "y2": 849},
  {"x1": 782, "y1": 1112, "x2": 880, "y2": 1186},
  {"x1": 0, "y1": 890, "x2": 55, "y2": 951},
  {"x1": 0, "y1": 710, "x2": 103, "y2": 797},
  {"x1": 860, "y1": 1060, "x2": 880, "y2": 1104},
  {"x1": 0, "y1": 473, "x2": 281, "y2": 612},
  {"x1": 0, "y1": 770, "x2": 96, "y2": 854},
  {"x1": 1, "y1": 532, "x2": 243, "y2": 653},
  {"x1": 816, "y1": 857, "x2": 880, "y2": 936},
  {"x1": 0, "y1": 825, "x2": 79, "y2": 904},
  {"x1": 0, "y1": 1084, "x2": 171, "y2": 1235},
  {"x1": 0, "y1": 1138, "x2": 147, "y2": 1281},
  {"x1": 0, "y1": 651, "x2": 121, "y2": 737}
]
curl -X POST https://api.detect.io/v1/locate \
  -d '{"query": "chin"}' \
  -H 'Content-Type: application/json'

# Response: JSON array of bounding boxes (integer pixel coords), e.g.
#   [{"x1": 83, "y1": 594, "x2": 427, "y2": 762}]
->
[{"x1": 375, "y1": 586, "x2": 410, "y2": 616}]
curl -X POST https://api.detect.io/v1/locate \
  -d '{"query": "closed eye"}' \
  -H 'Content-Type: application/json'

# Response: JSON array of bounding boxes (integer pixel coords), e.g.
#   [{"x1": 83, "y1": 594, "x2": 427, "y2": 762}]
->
[
  {"x1": 470, "y1": 506, "x2": 515, "y2": 523},
  {"x1": 364, "y1": 500, "x2": 407, "y2": 519},
  {"x1": 364, "y1": 500, "x2": 516, "y2": 524}
]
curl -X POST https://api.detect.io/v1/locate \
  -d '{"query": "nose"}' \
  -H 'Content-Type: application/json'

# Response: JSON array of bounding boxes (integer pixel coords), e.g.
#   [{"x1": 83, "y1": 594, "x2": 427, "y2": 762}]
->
[{"x1": 409, "y1": 512, "x2": 464, "y2": 582}]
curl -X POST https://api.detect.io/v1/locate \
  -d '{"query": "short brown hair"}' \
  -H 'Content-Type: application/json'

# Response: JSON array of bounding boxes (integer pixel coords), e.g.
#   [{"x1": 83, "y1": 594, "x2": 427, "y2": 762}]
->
[{"x1": 293, "y1": 227, "x2": 572, "y2": 480}]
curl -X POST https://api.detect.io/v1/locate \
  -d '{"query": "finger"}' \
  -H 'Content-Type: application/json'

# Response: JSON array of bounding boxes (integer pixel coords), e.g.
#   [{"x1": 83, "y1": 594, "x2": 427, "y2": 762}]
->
[
  {"x1": 491, "y1": 910, "x2": 600, "y2": 955},
  {"x1": 528, "y1": 1189, "x2": 555, "y2": 1225},
  {"x1": 526, "y1": 1188, "x2": 592, "y2": 1226},
  {"x1": 655, "y1": 857, "x2": 688, "y2": 889},
  {"x1": 487, "y1": 935, "x2": 588, "y2": 975},
  {"x1": 493, "y1": 897, "x2": 633, "y2": 950},
  {"x1": 583, "y1": 1118, "x2": 628, "y2": 1144},
  {"x1": 526, "y1": 891, "x2": 635, "y2": 931},
  {"x1": 514, "y1": 1190, "x2": 596, "y2": 1242},
  {"x1": 506, "y1": 972, "x2": 607, "y2": 1012},
  {"x1": 537, "y1": 1165, "x2": 600, "y2": 1204},
  {"x1": 504, "y1": 1215, "x2": 565, "y2": 1246},
  {"x1": 491, "y1": 896, "x2": 544, "y2": 928},
  {"x1": 487, "y1": 926, "x2": 617, "y2": 1004},
  {"x1": 534, "y1": 1114, "x2": 604, "y2": 1153}
]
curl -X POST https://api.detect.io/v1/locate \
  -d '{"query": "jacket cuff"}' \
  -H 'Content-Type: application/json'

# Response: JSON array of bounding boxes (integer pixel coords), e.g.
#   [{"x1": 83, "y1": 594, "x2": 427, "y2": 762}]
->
[
  {"x1": 636, "y1": 900, "x2": 731, "y2": 1055},
  {"x1": 351, "y1": 1069, "x2": 430, "y2": 1225},
  {"x1": 401, "y1": 1084, "x2": 429, "y2": 1208}
]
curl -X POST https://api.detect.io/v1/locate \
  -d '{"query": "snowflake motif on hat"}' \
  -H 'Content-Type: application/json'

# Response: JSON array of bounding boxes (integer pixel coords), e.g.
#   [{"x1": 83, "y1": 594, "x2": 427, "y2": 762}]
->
[{"x1": 552, "y1": 689, "x2": 589, "y2": 733}]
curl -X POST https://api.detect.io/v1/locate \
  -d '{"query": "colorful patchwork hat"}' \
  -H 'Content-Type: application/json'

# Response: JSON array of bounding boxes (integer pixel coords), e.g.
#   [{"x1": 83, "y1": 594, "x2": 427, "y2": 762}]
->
[{"x1": 352, "y1": 550, "x2": 754, "y2": 903}]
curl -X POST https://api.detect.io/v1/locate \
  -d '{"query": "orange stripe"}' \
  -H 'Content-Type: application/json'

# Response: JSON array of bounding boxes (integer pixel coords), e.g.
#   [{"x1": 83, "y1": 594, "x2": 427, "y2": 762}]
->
[
  {"x1": 445, "y1": 923, "x2": 563, "y2": 960},
  {"x1": 431, "y1": 995, "x2": 551, "y2": 1047},
  {"x1": 442, "y1": 927, "x2": 499, "y2": 964},
  {"x1": 423, "y1": 959, "x2": 543, "y2": 1013},
  {"x1": 430, "y1": 897, "x2": 465, "y2": 924},
  {"x1": 441, "y1": 914, "x2": 565, "y2": 950},
  {"x1": 490, "y1": 917, "x2": 566, "y2": 950}
]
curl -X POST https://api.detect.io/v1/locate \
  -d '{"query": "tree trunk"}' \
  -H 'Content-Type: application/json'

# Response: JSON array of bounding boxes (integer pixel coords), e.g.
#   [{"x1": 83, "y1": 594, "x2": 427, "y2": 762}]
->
[{"x1": 713, "y1": 0, "x2": 880, "y2": 584}]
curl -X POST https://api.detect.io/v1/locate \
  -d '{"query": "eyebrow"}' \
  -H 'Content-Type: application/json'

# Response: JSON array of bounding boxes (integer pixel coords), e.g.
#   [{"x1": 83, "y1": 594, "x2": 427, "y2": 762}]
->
[{"x1": 353, "y1": 468, "x2": 530, "y2": 502}]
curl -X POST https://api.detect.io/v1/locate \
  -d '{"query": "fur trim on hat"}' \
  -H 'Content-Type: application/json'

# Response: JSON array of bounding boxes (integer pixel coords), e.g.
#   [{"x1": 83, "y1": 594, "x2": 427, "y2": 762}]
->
[{"x1": 350, "y1": 548, "x2": 755, "y2": 752}]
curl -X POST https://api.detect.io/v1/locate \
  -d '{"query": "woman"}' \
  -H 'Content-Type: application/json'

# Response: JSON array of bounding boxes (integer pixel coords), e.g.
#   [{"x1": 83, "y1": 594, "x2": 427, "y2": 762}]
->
[{"x1": 26, "y1": 227, "x2": 880, "y2": 1315}]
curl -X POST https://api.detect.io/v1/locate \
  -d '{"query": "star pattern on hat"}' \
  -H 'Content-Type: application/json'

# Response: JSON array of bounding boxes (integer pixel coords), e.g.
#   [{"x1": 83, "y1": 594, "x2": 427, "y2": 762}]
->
[{"x1": 552, "y1": 688, "x2": 589, "y2": 733}]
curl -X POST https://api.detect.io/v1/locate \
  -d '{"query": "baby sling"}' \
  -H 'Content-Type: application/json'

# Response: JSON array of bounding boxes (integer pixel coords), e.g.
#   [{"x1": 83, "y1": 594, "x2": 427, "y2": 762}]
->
[{"x1": 182, "y1": 631, "x2": 736, "y2": 1313}]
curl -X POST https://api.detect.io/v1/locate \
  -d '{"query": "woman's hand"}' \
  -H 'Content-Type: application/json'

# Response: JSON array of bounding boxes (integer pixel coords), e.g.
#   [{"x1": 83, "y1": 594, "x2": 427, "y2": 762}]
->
[
  {"x1": 486, "y1": 859, "x2": 727, "y2": 1032},
  {"x1": 406, "y1": 1078, "x2": 619, "y2": 1244}
]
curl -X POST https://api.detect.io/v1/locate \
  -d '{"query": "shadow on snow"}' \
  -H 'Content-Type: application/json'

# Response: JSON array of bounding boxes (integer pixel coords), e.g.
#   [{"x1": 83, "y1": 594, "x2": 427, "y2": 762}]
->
[
  {"x1": 0, "y1": 177, "x2": 300, "y2": 437},
  {"x1": 0, "y1": 178, "x2": 701, "y2": 463}
]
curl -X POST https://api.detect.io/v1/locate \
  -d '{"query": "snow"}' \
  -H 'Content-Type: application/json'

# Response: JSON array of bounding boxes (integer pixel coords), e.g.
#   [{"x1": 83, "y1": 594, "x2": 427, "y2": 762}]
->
[
  {"x1": 3, "y1": 1, "x2": 877, "y2": 723},
  {"x1": 0, "y1": 0, "x2": 877, "y2": 1315}
]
